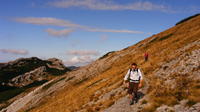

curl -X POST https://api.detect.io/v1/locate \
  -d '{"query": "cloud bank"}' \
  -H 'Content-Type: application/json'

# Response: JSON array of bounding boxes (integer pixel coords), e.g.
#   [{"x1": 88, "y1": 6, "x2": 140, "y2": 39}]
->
[
  {"x1": 64, "y1": 55, "x2": 94, "y2": 66},
  {"x1": 65, "y1": 50, "x2": 100, "y2": 66},
  {"x1": 67, "y1": 50, "x2": 100, "y2": 56}
]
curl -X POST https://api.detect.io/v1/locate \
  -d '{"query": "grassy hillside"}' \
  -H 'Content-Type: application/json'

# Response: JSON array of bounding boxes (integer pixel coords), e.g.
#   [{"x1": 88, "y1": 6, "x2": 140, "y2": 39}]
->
[{"x1": 23, "y1": 15, "x2": 200, "y2": 112}]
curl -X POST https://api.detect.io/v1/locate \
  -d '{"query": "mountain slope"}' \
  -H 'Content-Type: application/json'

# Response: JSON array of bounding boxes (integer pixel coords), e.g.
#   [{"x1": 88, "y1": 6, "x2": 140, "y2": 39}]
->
[{"x1": 2, "y1": 15, "x2": 200, "y2": 112}]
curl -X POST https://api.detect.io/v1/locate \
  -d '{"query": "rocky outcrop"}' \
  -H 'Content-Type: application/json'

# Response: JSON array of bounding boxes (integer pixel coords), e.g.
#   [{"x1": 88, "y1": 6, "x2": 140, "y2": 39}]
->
[
  {"x1": 156, "y1": 100, "x2": 200, "y2": 112},
  {"x1": 0, "y1": 76, "x2": 71, "y2": 112},
  {"x1": 7, "y1": 66, "x2": 47, "y2": 87},
  {"x1": 47, "y1": 58, "x2": 66, "y2": 70},
  {"x1": 0, "y1": 57, "x2": 70, "y2": 88}
]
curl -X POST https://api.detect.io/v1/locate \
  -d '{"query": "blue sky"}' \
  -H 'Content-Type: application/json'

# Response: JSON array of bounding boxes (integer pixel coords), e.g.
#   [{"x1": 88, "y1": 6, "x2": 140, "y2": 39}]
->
[{"x1": 0, "y1": 0, "x2": 200, "y2": 66}]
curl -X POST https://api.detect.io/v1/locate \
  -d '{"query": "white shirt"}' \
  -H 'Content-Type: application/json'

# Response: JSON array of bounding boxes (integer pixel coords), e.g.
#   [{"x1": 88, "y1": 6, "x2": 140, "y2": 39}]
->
[{"x1": 124, "y1": 68, "x2": 143, "y2": 83}]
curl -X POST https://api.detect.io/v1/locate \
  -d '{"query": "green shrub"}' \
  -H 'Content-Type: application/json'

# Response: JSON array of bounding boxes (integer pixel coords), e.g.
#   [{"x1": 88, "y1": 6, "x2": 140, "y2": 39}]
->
[
  {"x1": 0, "y1": 88, "x2": 24, "y2": 102},
  {"x1": 141, "y1": 100, "x2": 148, "y2": 104},
  {"x1": 149, "y1": 37, "x2": 158, "y2": 43},
  {"x1": 159, "y1": 34, "x2": 173, "y2": 41},
  {"x1": 187, "y1": 99, "x2": 196, "y2": 107}
]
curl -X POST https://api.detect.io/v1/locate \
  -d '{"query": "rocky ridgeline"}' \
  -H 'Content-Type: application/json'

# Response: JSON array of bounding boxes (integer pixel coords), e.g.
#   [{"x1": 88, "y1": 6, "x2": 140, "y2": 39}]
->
[{"x1": 0, "y1": 57, "x2": 70, "y2": 88}]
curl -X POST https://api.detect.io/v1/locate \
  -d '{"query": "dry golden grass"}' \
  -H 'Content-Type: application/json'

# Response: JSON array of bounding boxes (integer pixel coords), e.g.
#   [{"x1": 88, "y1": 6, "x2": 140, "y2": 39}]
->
[
  {"x1": 143, "y1": 74, "x2": 200, "y2": 111},
  {"x1": 28, "y1": 15, "x2": 200, "y2": 112}
]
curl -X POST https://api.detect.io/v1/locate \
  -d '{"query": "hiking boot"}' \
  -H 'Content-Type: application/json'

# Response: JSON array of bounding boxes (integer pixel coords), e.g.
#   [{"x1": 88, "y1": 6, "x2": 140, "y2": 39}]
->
[
  {"x1": 134, "y1": 98, "x2": 138, "y2": 103},
  {"x1": 130, "y1": 99, "x2": 134, "y2": 105},
  {"x1": 134, "y1": 97, "x2": 139, "y2": 103}
]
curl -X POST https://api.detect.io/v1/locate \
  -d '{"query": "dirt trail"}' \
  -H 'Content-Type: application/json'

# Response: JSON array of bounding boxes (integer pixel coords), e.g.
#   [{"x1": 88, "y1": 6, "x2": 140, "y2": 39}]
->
[{"x1": 103, "y1": 81, "x2": 149, "y2": 112}]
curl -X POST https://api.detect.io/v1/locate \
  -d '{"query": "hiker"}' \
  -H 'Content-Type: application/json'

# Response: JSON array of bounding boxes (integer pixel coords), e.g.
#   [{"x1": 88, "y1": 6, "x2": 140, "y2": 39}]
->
[
  {"x1": 123, "y1": 63, "x2": 143, "y2": 105},
  {"x1": 144, "y1": 52, "x2": 149, "y2": 62}
]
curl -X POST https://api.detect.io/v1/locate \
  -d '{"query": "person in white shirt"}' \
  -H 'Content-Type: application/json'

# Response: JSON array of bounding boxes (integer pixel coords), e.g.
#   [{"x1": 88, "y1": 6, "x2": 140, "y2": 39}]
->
[{"x1": 123, "y1": 63, "x2": 143, "y2": 105}]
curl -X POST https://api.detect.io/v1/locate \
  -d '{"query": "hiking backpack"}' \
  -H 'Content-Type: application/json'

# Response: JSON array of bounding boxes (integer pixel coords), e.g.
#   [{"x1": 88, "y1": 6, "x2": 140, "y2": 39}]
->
[{"x1": 127, "y1": 68, "x2": 141, "y2": 82}]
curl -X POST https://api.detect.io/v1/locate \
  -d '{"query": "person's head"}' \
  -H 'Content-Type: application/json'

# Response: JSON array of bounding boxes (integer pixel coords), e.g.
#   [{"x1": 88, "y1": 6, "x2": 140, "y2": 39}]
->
[{"x1": 131, "y1": 63, "x2": 137, "y2": 69}]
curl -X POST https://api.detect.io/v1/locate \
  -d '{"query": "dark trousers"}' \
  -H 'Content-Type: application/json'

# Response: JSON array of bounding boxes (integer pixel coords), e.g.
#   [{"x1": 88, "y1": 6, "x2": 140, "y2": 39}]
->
[
  {"x1": 145, "y1": 57, "x2": 148, "y2": 61},
  {"x1": 128, "y1": 82, "x2": 139, "y2": 98}
]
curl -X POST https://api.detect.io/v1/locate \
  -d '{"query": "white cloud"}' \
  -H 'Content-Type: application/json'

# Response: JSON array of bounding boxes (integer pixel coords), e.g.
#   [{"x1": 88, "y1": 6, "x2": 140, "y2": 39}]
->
[
  {"x1": 0, "y1": 49, "x2": 29, "y2": 55},
  {"x1": 67, "y1": 50, "x2": 100, "y2": 56},
  {"x1": 86, "y1": 28, "x2": 143, "y2": 34},
  {"x1": 48, "y1": 0, "x2": 168, "y2": 12},
  {"x1": 64, "y1": 56, "x2": 94, "y2": 66},
  {"x1": 14, "y1": 17, "x2": 144, "y2": 37},
  {"x1": 45, "y1": 28, "x2": 74, "y2": 37},
  {"x1": 14, "y1": 17, "x2": 83, "y2": 28},
  {"x1": 65, "y1": 49, "x2": 100, "y2": 66}
]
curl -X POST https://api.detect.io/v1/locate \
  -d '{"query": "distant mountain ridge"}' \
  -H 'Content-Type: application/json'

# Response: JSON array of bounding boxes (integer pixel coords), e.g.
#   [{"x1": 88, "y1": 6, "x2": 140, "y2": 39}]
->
[
  {"x1": 67, "y1": 66, "x2": 79, "y2": 70},
  {"x1": 0, "y1": 57, "x2": 70, "y2": 110},
  {"x1": 0, "y1": 57, "x2": 70, "y2": 87}
]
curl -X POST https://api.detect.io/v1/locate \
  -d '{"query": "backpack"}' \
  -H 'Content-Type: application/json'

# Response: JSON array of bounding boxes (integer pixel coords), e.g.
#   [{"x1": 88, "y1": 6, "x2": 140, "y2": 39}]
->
[{"x1": 127, "y1": 68, "x2": 140, "y2": 82}]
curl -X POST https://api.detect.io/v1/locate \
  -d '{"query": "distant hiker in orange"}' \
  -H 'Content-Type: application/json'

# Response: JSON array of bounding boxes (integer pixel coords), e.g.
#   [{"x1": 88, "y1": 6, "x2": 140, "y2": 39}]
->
[
  {"x1": 123, "y1": 63, "x2": 143, "y2": 105},
  {"x1": 144, "y1": 52, "x2": 149, "y2": 62}
]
